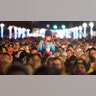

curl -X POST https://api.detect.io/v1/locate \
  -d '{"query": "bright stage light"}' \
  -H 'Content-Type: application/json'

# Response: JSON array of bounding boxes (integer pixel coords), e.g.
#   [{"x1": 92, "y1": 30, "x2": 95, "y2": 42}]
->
[
  {"x1": 21, "y1": 28, "x2": 26, "y2": 38},
  {"x1": 56, "y1": 29, "x2": 64, "y2": 39},
  {"x1": 75, "y1": 27, "x2": 79, "y2": 39},
  {"x1": 78, "y1": 26, "x2": 83, "y2": 39},
  {"x1": 79, "y1": 26, "x2": 82, "y2": 30},
  {"x1": 14, "y1": 27, "x2": 18, "y2": 39},
  {"x1": 8, "y1": 26, "x2": 13, "y2": 39},
  {"x1": 40, "y1": 28, "x2": 46, "y2": 34},
  {"x1": 46, "y1": 24, "x2": 50, "y2": 28},
  {"x1": 17, "y1": 27, "x2": 22, "y2": 38},
  {"x1": 53, "y1": 25, "x2": 58, "y2": 30},
  {"x1": 61, "y1": 25, "x2": 66, "y2": 29},
  {"x1": 0, "y1": 23, "x2": 5, "y2": 38},
  {"x1": 83, "y1": 23, "x2": 87, "y2": 28},
  {"x1": 89, "y1": 22, "x2": 94, "y2": 37},
  {"x1": 26, "y1": 29, "x2": 30, "y2": 37},
  {"x1": 89, "y1": 22, "x2": 94, "y2": 28},
  {"x1": 82, "y1": 23, "x2": 87, "y2": 38},
  {"x1": 65, "y1": 29, "x2": 70, "y2": 38}
]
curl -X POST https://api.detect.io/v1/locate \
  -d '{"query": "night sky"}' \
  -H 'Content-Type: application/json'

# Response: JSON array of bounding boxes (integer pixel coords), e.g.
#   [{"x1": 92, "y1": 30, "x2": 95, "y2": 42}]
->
[{"x1": 38, "y1": 21, "x2": 84, "y2": 28}]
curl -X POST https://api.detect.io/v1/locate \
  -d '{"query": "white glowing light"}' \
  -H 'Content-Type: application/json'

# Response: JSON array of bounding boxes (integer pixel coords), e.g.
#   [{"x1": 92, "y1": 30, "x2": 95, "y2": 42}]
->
[
  {"x1": 89, "y1": 22, "x2": 94, "y2": 37},
  {"x1": 32, "y1": 33, "x2": 38, "y2": 37},
  {"x1": 21, "y1": 28, "x2": 26, "y2": 38},
  {"x1": 8, "y1": 26, "x2": 13, "y2": 39},
  {"x1": 36, "y1": 29, "x2": 39, "y2": 33},
  {"x1": 75, "y1": 27, "x2": 79, "y2": 39},
  {"x1": 28, "y1": 33, "x2": 33, "y2": 37},
  {"x1": 14, "y1": 27, "x2": 18, "y2": 39},
  {"x1": 42, "y1": 35, "x2": 45, "y2": 38},
  {"x1": 56, "y1": 29, "x2": 64, "y2": 39},
  {"x1": 72, "y1": 29, "x2": 76, "y2": 39},
  {"x1": 40, "y1": 28, "x2": 46, "y2": 34},
  {"x1": 26, "y1": 29, "x2": 30, "y2": 37},
  {"x1": 65, "y1": 29, "x2": 69, "y2": 38},
  {"x1": 62, "y1": 30, "x2": 66, "y2": 37},
  {"x1": 83, "y1": 23, "x2": 87, "y2": 28},
  {"x1": 46, "y1": 24, "x2": 50, "y2": 28},
  {"x1": 69, "y1": 27, "x2": 77, "y2": 39},
  {"x1": 83, "y1": 23, "x2": 87, "y2": 38},
  {"x1": 89, "y1": 22, "x2": 94, "y2": 28},
  {"x1": 38, "y1": 34, "x2": 42, "y2": 37},
  {"x1": 0, "y1": 23, "x2": 5, "y2": 38},
  {"x1": 17, "y1": 27, "x2": 22, "y2": 38},
  {"x1": 79, "y1": 26, "x2": 82, "y2": 30},
  {"x1": 78, "y1": 26, "x2": 83, "y2": 39},
  {"x1": 75, "y1": 27, "x2": 79, "y2": 30}
]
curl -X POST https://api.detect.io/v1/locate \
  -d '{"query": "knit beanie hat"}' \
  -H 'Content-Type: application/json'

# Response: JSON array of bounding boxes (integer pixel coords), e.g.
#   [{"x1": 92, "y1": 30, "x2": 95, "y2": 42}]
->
[{"x1": 45, "y1": 29, "x2": 52, "y2": 37}]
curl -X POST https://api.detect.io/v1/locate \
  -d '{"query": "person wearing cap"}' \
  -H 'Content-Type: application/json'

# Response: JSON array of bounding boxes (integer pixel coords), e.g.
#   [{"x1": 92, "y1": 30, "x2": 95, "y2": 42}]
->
[
  {"x1": 38, "y1": 29, "x2": 55, "y2": 55},
  {"x1": 19, "y1": 50, "x2": 28, "y2": 65},
  {"x1": 80, "y1": 54, "x2": 93, "y2": 74},
  {"x1": 13, "y1": 50, "x2": 28, "y2": 65},
  {"x1": 71, "y1": 58, "x2": 88, "y2": 75}
]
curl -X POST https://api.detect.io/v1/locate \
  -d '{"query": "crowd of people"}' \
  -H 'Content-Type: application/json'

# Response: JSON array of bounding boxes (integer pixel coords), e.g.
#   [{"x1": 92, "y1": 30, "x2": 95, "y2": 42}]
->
[{"x1": 0, "y1": 28, "x2": 96, "y2": 75}]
